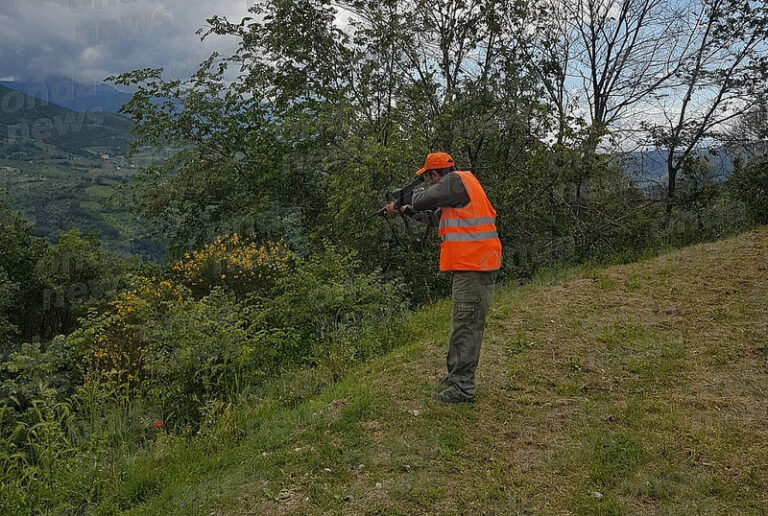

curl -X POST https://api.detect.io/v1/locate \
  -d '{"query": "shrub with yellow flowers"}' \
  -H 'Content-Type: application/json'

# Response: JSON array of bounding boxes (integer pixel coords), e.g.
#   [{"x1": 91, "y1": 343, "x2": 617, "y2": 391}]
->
[
  {"x1": 171, "y1": 234, "x2": 293, "y2": 299},
  {"x1": 65, "y1": 273, "x2": 263, "y2": 426},
  {"x1": 74, "y1": 276, "x2": 188, "y2": 390}
]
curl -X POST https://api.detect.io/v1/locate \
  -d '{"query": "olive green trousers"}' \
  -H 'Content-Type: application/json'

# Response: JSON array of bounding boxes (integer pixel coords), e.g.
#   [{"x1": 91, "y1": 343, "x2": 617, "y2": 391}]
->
[{"x1": 443, "y1": 270, "x2": 496, "y2": 400}]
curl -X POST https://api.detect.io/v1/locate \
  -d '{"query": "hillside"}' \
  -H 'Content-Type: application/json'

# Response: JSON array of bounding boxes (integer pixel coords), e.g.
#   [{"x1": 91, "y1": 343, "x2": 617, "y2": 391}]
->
[
  {"x1": 0, "y1": 84, "x2": 133, "y2": 157},
  {"x1": 1, "y1": 77, "x2": 133, "y2": 114},
  {"x1": 0, "y1": 84, "x2": 164, "y2": 259},
  {"x1": 116, "y1": 228, "x2": 768, "y2": 514}
]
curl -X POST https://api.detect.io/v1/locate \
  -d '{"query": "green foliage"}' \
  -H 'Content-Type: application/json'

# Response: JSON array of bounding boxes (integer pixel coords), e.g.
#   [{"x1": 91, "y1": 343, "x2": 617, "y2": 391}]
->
[
  {"x1": 108, "y1": 60, "x2": 323, "y2": 258},
  {"x1": 0, "y1": 389, "x2": 97, "y2": 514},
  {"x1": 138, "y1": 289, "x2": 266, "y2": 427},
  {"x1": 251, "y1": 245, "x2": 408, "y2": 379},
  {"x1": 9, "y1": 242, "x2": 406, "y2": 431},
  {"x1": 102, "y1": 0, "x2": 762, "y2": 299},
  {"x1": 38, "y1": 228, "x2": 132, "y2": 337},
  {"x1": 0, "y1": 199, "x2": 47, "y2": 346},
  {"x1": 0, "y1": 270, "x2": 19, "y2": 345},
  {"x1": 1, "y1": 338, "x2": 76, "y2": 410},
  {"x1": 0, "y1": 196, "x2": 141, "y2": 347},
  {"x1": 0, "y1": 239, "x2": 407, "y2": 510},
  {"x1": 728, "y1": 157, "x2": 768, "y2": 225}
]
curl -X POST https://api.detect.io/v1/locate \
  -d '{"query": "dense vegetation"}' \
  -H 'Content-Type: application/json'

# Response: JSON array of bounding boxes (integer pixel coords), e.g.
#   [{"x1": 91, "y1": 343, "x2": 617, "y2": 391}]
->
[{"x1": 1, "y1": 0, "x2": 767, "y2": 512}]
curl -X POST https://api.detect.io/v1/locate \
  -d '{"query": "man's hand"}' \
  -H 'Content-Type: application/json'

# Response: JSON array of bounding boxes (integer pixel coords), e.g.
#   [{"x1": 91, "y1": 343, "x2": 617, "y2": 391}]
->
[{"x1": 385, "y1": 202, "x2": 407, "y2": 215}]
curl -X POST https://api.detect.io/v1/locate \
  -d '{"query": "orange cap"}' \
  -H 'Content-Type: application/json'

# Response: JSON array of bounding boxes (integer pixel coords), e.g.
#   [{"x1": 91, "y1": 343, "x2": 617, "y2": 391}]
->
[{"x1": 416, "y1": 152, "x2": 455, "y2": 175}]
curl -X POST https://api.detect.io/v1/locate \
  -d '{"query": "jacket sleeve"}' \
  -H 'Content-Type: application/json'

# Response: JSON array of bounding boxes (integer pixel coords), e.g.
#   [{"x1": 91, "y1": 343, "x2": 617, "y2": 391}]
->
[{"x1": 409, "y1": 172, "x2": 470, "y2": 211}]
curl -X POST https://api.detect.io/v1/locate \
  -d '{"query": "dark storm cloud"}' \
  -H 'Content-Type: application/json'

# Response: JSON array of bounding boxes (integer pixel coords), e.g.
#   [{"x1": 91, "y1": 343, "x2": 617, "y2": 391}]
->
[{"x1": 0, "y1": 0, "x2": 249, "y2": 84}]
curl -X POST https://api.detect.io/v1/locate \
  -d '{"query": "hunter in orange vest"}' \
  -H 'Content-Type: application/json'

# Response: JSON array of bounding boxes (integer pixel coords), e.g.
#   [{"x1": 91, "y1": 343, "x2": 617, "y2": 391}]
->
[{"x1": 386, "y1": 152, "x2": 501, "y2": 403}]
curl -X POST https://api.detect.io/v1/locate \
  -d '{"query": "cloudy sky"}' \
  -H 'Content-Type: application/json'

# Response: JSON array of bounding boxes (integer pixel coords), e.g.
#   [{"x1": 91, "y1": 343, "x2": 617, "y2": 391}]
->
[{"x1": 0, "y1": 0, "x2": 251, "y2": 84}]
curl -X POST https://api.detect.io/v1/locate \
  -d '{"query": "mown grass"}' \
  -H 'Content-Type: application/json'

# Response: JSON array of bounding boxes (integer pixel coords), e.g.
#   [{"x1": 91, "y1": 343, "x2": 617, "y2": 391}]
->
[{"x1": 107, "y1": 228, "x2": 768, "y2": 515}]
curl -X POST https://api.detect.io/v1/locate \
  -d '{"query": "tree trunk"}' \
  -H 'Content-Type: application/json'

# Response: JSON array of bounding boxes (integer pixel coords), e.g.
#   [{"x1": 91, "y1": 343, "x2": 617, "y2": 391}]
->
[{"x1": 664, "y1": 166, "x2": 677, "y2": 229}]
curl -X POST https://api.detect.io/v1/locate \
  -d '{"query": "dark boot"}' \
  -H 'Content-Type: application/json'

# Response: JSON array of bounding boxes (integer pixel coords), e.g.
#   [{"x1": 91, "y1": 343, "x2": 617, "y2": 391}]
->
[{"x1": 431, "y1": 385, "x2": 474, "y2": 403}]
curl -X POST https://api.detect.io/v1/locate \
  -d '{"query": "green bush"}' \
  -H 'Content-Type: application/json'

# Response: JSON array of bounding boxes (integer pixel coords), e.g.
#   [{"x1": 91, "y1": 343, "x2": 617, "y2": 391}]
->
[
  {"x1": 0, "y1": 270, "x2": 18, "y2": 346},
  {"x1": 0, "y1": 202, "x2": 48, "y2": 346},
  {"x1": 23, "y1": 244, "x2": 408, "y2": 431},
  {"x1": 0, "y1": 389, "x2": 102, "y2": 514},
  {"x1": 250, "y1": 245, "x2": 408, "y2": 378},
  {"x1": 138, "y1": 245, "x2": 408, "y2": 423},
  {"x1": 728, "y1": 157, "x2": 768, "y2": 225},
  {"x1": 0, "y1": 337, "x2": 78, "y2": 411},
  {"x1": 140, "y1": 289, "x2": 265, "y2": 427}
]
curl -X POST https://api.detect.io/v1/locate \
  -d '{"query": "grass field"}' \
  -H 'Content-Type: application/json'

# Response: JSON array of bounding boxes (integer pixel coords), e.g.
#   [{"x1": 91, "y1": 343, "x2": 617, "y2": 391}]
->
[{"x1": 115, "y1": 228, "x2": 768, "y2": 515}]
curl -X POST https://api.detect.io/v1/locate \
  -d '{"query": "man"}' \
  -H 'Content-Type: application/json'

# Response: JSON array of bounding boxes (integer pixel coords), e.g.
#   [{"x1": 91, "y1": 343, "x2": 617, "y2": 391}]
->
[{"x1": 386, "y1": 152, "x2": 502, "y2": 403}]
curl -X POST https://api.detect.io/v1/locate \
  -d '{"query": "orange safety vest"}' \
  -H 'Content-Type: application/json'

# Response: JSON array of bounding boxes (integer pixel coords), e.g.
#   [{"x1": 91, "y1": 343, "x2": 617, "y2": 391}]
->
[{"x1": 438, "y1": 171, "x2": 502, "y2": 271}]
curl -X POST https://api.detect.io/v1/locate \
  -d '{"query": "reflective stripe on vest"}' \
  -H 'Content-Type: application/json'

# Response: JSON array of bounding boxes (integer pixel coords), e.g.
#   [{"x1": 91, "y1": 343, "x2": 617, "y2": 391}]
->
[
  {"x1": 438, "y1": 216, "x2": 496, "y2": 229},
  {"x1": 441, "y1": 231, "x2": 499, "y2": 242}
]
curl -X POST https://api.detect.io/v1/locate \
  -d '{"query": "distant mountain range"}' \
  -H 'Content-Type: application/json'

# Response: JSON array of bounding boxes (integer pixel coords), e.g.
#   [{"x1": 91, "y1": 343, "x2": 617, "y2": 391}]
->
[
  {"x1": 0, "y1": 83, "x2": 133, "y2": 158},
  {"x1": 617, "y1": 147, "x2": 736, "y2": 187},
  {"x1": 1, "y1": 76, "x2": 133, "y2": 114}
]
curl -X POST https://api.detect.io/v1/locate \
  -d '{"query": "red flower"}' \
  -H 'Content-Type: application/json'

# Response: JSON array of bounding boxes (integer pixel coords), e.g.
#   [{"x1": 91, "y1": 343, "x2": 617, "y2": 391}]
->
[{"x1": 154, "y1": 420, "x2": 164, "y2": 429}]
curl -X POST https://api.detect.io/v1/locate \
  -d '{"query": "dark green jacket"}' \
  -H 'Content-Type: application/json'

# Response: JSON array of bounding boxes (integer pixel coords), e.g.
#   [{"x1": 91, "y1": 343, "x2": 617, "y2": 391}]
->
[{"x1": 405, "y1": 172, "x2": 470, "y2": 225}]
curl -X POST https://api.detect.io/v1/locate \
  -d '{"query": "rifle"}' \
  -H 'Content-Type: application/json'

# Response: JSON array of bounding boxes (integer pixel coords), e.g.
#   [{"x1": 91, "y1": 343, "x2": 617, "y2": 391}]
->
[
  {"x1": 362, "y1": 175, "x2": 434, "y2": 247},
  {"x1": 362, "y1": 175, "x2": 424, "y2": 224}
]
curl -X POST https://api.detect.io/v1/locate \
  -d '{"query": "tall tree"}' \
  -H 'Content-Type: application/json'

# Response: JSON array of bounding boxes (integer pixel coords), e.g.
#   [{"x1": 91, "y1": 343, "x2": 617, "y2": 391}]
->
[
  {"x1": 520, "y1": 0, "x2": 692, "y2": 226},
  {"x1": 526, "y1": 0, "x2": 690, "y2": 138},
  {"x1": 643, "y1": 0, "x2": 768, "y2": 226}
]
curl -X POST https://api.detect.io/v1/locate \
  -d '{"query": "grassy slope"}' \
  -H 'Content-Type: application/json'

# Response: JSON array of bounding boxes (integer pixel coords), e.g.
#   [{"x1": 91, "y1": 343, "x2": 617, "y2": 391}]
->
[{"x1": 124, "y1": 228, "x2": 768, "y2": 515}]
